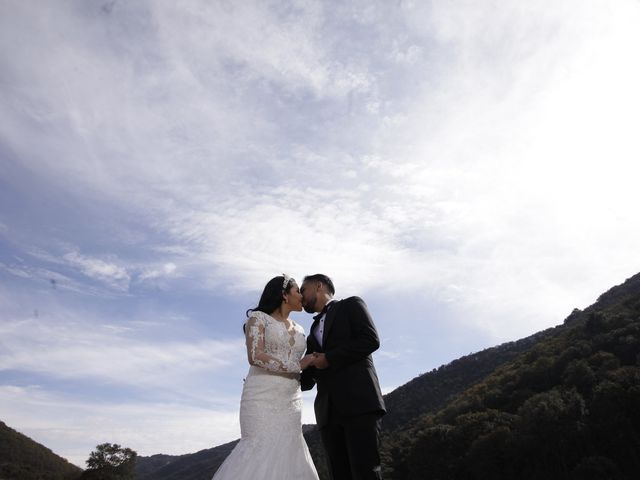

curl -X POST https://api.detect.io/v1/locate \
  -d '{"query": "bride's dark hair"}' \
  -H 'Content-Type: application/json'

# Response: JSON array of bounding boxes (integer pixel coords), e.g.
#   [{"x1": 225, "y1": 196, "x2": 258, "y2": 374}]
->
[{"x1": 246, "y1": 275, "x2": 295, "y2": 318}]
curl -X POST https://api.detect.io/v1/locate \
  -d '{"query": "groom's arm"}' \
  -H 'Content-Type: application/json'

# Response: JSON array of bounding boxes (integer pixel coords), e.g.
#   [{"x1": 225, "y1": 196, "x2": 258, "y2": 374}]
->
[
  {"x1": 300, "y1": 339, "x2": 317, "y2": 391},
  {"x1": 323, "y1": 296, "x2": 380, "y2": 370},
  {"x1": 300, "y1": 367, "x2": 316, "y2": 391}
]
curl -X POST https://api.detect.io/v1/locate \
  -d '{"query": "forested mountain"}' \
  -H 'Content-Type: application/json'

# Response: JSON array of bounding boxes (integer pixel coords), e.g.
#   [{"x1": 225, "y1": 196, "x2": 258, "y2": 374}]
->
[
  {"x1": 382, "y1": 327, "x2": 557, "y2": 433},
  {"x1": 0, "y1": 421, "x2": 82, "y2": 480},
  {"x1": 382, "y1": 272, "x2": 640, "y2": 479},
  {"x1": 135, "y1": 424, "x2": 324, "y2": 480},
  {"x1": 135, "y1": 440, "x2": 238, "y2": 480}
]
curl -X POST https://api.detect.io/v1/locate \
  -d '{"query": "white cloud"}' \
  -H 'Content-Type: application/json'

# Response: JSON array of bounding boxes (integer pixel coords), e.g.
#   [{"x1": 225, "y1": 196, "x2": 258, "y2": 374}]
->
[
  {"x1": 0, "y1": 261, "x2": 121, "y2": 298},
  {"x1": 0, "y1": 262, "x2": 32, "y2": 279},
  {"x1": 62, "y1": 251, "x2": 131, "y2": 291},
  {"x1": 0, "y1": 385, "x2": 241, "y2": 467},
  {"x1": 137, "y1": 262, "x2": 177, "y2": 281},
  {"x1": 152, "y1": 1, "x2": 366, "y2": 98},
  {"x1": 0, "y1": 315, "x2": 244, "y2": 388},
  {"x1": 2, "y1": 0, "x2": 637, "y2": 336},
  {"x1": 5, "y1": 245, "x2": 184, "y2": 294}
]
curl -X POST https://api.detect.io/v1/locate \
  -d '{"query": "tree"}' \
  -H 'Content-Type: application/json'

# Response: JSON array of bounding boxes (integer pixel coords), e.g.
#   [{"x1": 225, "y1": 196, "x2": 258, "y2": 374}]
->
[{"x1": 81, "y1": 443, "x2": 137, "y2": 480}]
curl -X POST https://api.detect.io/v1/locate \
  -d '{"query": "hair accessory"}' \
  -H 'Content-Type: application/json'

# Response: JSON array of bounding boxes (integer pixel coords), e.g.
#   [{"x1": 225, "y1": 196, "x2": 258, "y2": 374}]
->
[{"x1": 282, "y1": 273, "x2": 292, "y2": 290}]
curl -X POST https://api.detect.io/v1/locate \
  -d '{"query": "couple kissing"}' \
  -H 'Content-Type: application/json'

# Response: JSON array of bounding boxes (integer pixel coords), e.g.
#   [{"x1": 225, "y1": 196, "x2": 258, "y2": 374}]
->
[{"x1": 212, "y1": 273, "x2": 386, "y2": 480}]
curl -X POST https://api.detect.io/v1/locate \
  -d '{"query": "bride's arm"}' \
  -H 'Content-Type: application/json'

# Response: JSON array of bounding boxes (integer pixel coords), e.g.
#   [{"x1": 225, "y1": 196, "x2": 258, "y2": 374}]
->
[{"x1": 245, "y1": 315, "x2": 300, "y2": 373}]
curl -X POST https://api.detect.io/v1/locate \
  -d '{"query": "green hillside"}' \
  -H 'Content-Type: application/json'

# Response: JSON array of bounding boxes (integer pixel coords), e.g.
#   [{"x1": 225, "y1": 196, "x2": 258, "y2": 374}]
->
[
  {"x1": 0, "y1": 421, "x2": 81, "y2": 480},
  {"x1": 135, "y1": 441, "x2": 238, "y2": 480},
  {"x1": 383, "y1": 272, "x2": 640, "y2": 479}
]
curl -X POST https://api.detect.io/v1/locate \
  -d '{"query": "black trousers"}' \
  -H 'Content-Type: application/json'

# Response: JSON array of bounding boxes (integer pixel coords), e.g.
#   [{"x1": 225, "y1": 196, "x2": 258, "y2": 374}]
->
[{"x1": 319, "y1": 409, "x2": 383, "y2": 480}]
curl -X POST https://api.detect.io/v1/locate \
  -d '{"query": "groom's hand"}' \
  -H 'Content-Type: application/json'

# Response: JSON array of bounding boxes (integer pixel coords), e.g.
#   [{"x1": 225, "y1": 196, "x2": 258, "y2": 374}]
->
[
  {"x1": 300, "y1": 354, "x2": 316, "y2": 370},
  {"x1": 312, "y1": 352, "x2": 329, "y2": 370}
]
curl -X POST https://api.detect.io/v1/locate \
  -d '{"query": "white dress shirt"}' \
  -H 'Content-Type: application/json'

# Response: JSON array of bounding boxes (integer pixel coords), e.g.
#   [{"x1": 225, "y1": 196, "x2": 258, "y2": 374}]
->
[{"x1": 313, "y1": 300, "x2": 335, "y2": 347}]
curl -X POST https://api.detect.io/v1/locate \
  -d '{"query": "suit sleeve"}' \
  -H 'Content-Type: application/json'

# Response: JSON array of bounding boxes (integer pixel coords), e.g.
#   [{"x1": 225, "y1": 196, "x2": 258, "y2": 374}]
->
[
  {"x1": 324, "y1": 296, "x2": 380, "y2": 370},
  {"x1": 300, "y1": 366, "x2": 317, "y2": 391},
  {"x1": 300, "y1": 336, "x2": 317, "y2": 391}
]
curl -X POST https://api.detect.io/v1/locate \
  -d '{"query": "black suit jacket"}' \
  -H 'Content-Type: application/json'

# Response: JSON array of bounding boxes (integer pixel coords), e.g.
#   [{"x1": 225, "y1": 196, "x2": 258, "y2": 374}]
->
[{"x1": 301, "y1": 296, "x2": 386, "y2": 427}]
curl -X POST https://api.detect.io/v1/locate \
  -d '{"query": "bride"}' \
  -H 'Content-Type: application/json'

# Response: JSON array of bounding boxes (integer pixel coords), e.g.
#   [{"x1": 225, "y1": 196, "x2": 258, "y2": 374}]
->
[{"x1": 212, "y1": 274, "x2": 320, "y2": 480}]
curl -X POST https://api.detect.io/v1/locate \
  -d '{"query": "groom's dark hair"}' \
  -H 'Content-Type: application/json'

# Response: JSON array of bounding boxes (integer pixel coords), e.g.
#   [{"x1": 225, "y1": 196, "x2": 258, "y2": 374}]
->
[{"x1": 303, "y1": 273, "x2": 335, "y2": 295}]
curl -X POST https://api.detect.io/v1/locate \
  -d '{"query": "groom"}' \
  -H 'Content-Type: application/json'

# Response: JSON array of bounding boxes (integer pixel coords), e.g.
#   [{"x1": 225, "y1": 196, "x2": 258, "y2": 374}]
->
[{"x1": 300, "y1": 274, "x2": 386, "y2": 480}]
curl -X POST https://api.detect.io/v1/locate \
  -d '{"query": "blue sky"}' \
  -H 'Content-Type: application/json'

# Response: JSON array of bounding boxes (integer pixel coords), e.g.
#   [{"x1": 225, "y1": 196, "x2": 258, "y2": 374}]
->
[{"x1": 2, "y1": 0, "x2": 640, "y2": 467}]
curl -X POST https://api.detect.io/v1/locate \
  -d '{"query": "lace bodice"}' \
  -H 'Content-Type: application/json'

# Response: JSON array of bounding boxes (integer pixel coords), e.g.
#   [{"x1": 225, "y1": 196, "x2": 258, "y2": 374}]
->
[
  {"x1": 213, "y1": 311, "x2": 319, "y2": 480},
  {"x1": 244, "y1": 311, "x2": 306, "y2": 373}
]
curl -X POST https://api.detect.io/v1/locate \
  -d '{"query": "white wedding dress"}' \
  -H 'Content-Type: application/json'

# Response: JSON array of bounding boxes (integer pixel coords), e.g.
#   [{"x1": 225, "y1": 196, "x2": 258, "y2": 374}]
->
[{"x1": 212, "y1": 311, "x2": 319, "y2": 480}]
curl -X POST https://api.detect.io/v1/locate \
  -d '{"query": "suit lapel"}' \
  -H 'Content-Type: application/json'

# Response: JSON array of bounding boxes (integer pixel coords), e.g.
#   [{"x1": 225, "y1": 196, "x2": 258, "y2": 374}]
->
[
  {"x1": 322, "y1": 300, "x2": 339, "y2": 347},
  {"x1": 308, "y1": 320, "x2": 321, "y2": 351}
]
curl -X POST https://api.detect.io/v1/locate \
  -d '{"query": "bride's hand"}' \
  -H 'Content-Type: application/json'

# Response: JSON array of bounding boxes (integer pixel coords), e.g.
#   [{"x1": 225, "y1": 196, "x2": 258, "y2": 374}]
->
[{"x1": 300, "y1": 354, "x2": 316, "y2": 370}]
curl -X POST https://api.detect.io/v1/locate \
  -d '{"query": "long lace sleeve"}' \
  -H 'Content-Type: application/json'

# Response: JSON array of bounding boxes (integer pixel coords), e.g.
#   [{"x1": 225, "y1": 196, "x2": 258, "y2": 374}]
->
[{"x1": 245, "y1": 314, "x2": 301, "y2": 373}]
